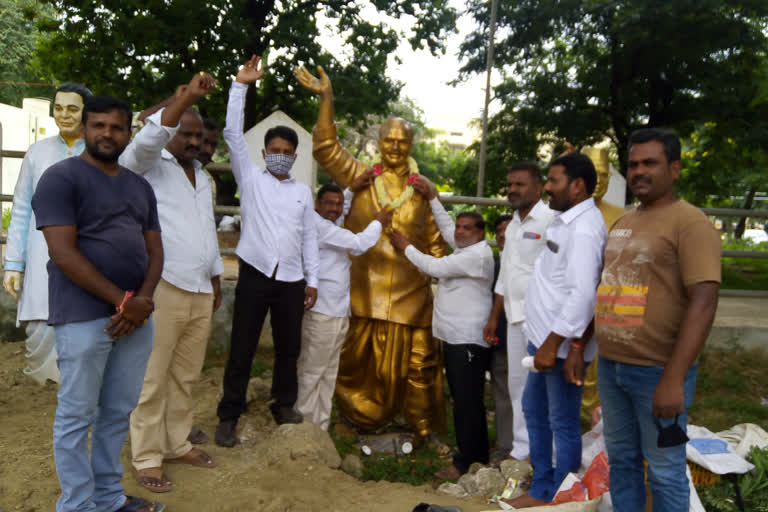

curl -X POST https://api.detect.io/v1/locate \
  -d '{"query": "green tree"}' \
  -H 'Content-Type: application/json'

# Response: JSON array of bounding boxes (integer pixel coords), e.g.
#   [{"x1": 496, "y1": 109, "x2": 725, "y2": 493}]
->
[
  {"x1": 457, "y1": 0, "x2": 768, "y2": 196},
  {"x1": 35, "y1": 0, "x2": 457, "y2": 130},
  {"x1": 0, "y1": 0, "x2": 55, "y2": 106}
]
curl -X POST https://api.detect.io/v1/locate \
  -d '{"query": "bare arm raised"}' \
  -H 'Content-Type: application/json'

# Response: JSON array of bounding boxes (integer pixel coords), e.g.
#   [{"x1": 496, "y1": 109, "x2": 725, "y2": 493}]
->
[{"x1": 295, "y1": 65, "x2": 334, "y2": 132}]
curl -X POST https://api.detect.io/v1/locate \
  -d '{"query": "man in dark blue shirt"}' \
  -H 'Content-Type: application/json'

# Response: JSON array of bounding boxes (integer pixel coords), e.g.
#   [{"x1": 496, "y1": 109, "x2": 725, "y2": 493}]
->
[{"x1": 32, "y1": 96, "x2": 164, "y2": 512}]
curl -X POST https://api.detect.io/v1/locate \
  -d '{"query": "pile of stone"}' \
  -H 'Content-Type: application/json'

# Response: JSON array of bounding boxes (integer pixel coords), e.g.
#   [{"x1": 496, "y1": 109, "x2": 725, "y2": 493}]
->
[{"x1": 436, "y1": 459, "x2": 532, "y2": 500}]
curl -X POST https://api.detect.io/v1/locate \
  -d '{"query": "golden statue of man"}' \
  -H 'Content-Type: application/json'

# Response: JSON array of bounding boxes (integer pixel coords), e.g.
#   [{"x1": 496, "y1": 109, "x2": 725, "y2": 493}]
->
[
  {"x1": 295, "y1": 65, "x2": 448, "y2": 440},
  {"x1": 581, "y1": 147, "x2": 626, "y2": 423}
]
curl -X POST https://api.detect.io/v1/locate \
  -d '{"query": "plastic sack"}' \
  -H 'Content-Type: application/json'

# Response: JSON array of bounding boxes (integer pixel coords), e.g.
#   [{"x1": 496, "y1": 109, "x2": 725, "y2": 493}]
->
[
  {"x1": 716, "y1": 423, "x2": 768, "y2": 458},
  {"x1": 686, "y1": 424, "x2": 755, "y2": 474},
  {"x1": 551, "y1": 474, "x2": 588, "y2": 504},
  {"x1": 582, "y1": 452, "x2": 610, "y2": 499}
]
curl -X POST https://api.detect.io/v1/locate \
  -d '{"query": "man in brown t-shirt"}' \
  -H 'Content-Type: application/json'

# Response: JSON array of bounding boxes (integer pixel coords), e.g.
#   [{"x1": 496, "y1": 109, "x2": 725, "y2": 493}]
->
[{"x1": 594, "y1": 128, "x2": 720, "y2": 512}]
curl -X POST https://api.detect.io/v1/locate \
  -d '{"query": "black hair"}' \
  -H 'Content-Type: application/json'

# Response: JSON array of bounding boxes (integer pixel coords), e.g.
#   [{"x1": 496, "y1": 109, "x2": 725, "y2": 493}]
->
[
  {"x1": 457, "y1": 211, "x2": 485, "y2": 232},
  {"x1": 82, "y1": 96, "x2": 132, "y2": 129},
  {"x1": 264, "y1": 125, "x2": 298, "y2": 151},
  {"x1": 507, "y1": 161, "x2": 543, "y2": 184},
  {"x1": 317, "y1": 183, "x2": 344, "y2": 202},
  {"x1": 54, "y1": 82, "x2": 93, "y2": 101},
  {"x1": 203, "y1": 118, "x2": 218, "y2": 131},
  {"x1": 494, "y1": 214, "x2": 513, "y2": 232},
  {"x1": 628, "y1": 128, "x2": 681, "y2": 163},
  {"x1": 550, "y1": 153, "x2": 597, "y2": 195}
]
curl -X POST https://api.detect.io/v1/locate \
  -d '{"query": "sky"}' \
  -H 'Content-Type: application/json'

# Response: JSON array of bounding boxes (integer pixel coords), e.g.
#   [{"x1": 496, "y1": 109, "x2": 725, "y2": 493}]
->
[{"x1": 319, "y1": 1, "x2": 501, "y2": 125}]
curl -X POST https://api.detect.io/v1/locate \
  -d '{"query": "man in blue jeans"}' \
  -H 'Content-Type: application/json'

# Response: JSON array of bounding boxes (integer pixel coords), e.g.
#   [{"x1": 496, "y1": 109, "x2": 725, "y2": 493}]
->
[
  {"x1": 32, "y1": 96, "x2": 164, "y2": 512},
  {"x1": 507, "y1": 153, "x2": 607, "y2": 508},
  {"x1": 595, "y1": 128, "x2": 720, "y2": 511}
]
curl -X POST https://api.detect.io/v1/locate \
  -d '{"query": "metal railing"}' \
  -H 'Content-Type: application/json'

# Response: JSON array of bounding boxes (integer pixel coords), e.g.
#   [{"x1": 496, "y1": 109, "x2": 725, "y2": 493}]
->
[{"x1": 3, "y1": 153, "x2": 768, "y2": 264}]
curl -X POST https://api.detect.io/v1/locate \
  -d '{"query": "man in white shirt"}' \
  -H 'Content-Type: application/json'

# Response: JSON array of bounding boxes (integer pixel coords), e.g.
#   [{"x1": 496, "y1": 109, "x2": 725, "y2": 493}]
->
[
  {"x1": 121, "y1": 72, "x2": 222, "y2": 493},
  {"x1": 388, "y1": 186, "x2": 494, "y2": 479},
  {"x1": 216, "y1": 56, "x2": 319, "y2": 446},
  {"x1": 296, "y1": 184, "x2": 390, "y2": 431},
  {"x1": 506, "y1": 153, "x2": 607, "y2": 508},
  {"x1": 483, "y1": 162, "x2": 555, "y2": 462}
]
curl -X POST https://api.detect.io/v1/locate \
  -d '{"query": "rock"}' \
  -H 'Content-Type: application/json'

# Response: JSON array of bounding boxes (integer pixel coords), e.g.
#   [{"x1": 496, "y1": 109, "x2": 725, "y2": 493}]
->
[
  {"x1": 260, "y1": 421, "x2": 341, "y2": 469},
  {"x1": 467, "y1": 462, "x2": 485, "y2": 474},
  {"x1": 500, "y1": 459, "x2": 532, "y2": 482},
  {"x1": 436, "y1": 482, "x2": 468, "y2": 498},
  {"x1": 340, "y1": 454, "x2": 364, "y2": 479},
  {"x1": 457, "y1": 472, "x2": 479, "y2": 495},
  {"x1": 475, "y1": 467, "x2": 506, "y2": 498}
]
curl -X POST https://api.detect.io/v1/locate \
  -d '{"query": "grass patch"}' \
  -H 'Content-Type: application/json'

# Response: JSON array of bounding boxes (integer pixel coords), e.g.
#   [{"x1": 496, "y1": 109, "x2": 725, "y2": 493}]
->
[
  {"x1": 690, "y1": 344, "x2": 768, "y2": 432},
  {"x1": 721, "y1": 239, "x2": 768, "y2": 291}
]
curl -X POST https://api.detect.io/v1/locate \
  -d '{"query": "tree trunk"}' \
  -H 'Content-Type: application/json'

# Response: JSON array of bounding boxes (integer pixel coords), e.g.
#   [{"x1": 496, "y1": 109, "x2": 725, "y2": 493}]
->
[{"x1": 735, "y1": 186, "x2": 757, "y2": 239}]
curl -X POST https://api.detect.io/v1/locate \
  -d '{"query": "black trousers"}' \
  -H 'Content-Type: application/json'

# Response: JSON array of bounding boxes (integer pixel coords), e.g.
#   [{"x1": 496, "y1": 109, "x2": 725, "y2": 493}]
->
[
  {"x1": 217, "y1": 259, "x2": 306, "y2": 422},
  {"x1": 443, "y1": 341, "x2": 491, "y2": 474}
]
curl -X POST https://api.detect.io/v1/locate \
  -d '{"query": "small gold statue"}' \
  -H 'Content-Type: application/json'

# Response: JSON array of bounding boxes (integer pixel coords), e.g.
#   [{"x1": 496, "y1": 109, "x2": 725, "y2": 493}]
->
[
  {"x1": 581, "y1": 147, "x2": 626, "y2": 423},
  {"x1": 296, "y1": 66, "x2": 449, "y2": 441}
]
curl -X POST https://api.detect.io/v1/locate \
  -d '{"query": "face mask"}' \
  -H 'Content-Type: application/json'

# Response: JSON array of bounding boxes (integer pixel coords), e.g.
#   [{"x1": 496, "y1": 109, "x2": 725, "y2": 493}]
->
[
  {"x1": 264, "y1": 153, "x2": 295, "y2": 175},
  {"x1": 655, "y1": 416, "x2": 689, "y2": 448}
]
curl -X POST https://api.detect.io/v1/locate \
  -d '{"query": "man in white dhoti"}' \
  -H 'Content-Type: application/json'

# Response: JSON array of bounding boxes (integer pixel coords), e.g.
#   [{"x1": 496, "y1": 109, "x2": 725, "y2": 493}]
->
[{"x1": 3, "y1": 83, "x2": 92, "y2": 384}]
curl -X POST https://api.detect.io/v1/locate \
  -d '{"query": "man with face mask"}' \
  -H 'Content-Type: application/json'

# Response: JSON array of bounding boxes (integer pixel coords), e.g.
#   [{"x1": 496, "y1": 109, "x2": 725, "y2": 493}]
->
[
  {"x1": 506, "y1": 153, "x2": 606, "y2": 508},
  {"x1": 387, "y1": 187, "x2": 494, "y2": 479},
  {"x1": 214, "y1": 55, "x2": 319, "y2": 447},
  {"x1": 483, "y1": 162, "x2": 555, "y2": 463},
  {"x1": 3, "y1": 82, "x2": 92, "y2": 385},
  {"x1": 120, "y1": 72, "x2": 222, "y2": 493}
]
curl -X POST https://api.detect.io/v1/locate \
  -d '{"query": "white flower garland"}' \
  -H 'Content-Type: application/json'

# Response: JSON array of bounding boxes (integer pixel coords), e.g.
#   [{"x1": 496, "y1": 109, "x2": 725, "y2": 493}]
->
[{"x1": 372, "y1": 157, "x2": 420, "y2": 210}]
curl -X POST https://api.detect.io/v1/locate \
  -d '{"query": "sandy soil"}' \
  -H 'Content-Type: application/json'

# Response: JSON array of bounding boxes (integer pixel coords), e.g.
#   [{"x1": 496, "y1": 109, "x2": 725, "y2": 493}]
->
[{"x1": 0, "y1": 340, "x2": 493, "y2": 512}]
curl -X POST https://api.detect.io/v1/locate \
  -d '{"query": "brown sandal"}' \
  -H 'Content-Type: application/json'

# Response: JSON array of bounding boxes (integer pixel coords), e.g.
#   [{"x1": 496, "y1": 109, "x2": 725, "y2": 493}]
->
[
  {"x1": 133, "y1": 467, "x2": 172, "y2": 493},
  {"x1": 164, "y1": 447, "x2": 217, "y2": 468}
]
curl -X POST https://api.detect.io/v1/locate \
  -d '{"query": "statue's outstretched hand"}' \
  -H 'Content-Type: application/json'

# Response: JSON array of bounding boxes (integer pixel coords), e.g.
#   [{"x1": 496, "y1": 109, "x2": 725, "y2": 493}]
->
[
  {"x1": 236, "y1": 55, "x2": 265, "y2": 85},
  {"x1": 295, "y1": 65, "x2": 332, "y2": 96}
]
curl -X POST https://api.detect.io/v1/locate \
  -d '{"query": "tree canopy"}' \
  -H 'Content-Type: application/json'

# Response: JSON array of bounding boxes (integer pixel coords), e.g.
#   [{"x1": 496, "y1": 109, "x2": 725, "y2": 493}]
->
[
  {"x1": 457, "y1": 0, "x2": 768, "y2": 201},
  {"x1": 0, "y1": 0, "x2": 55, "y2": 106},
  {"x1": 34, "y1": 0, "x2": 457, "y2": 130}
]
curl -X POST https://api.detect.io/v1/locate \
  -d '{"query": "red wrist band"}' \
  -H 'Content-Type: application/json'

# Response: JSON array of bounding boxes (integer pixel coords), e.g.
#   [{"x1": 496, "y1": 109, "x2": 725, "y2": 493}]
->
[
  {"x1": 117, "y1": 290, "x2": 135, "y2": 313},
  {"x1": 569, "y1": 341, "x2": 585, "y2": 351}
]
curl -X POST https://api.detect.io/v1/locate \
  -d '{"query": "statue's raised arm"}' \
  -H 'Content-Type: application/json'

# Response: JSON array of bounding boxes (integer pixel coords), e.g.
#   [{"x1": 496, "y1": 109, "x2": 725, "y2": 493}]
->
[{"x1": 295, "y1": 65, "x2": 369, "y2": 188}]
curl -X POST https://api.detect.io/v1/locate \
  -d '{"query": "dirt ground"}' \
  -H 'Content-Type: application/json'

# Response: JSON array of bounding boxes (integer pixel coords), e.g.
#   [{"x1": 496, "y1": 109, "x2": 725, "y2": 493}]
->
[{"x1": 0, "y1": 340, "x2": 494, "y2": 512}]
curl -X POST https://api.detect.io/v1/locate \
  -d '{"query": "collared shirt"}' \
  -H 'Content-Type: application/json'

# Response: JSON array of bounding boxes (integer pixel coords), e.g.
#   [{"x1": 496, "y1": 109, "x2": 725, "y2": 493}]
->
[
  {"x1": 312, "y1": 212, "x2": 382, "y2": 318},
  {"x1": 224, "y1": 81, "x2": 319, "y2": 287},
  {"x1": 5, "y1": 135, "x2": 85, "y2": 322},
  {"x1": 405, "y1": 199, "x2": 494, "y2": 346},
  {"x1": 494, "y1": 199, "x2": 555, "y2": 324},
  {"x1": 524, "y1": 197, "x2": 607, "y2": 361},
  {"x1": 120, "y1": 109, "x2": 223, "y2": 293}
]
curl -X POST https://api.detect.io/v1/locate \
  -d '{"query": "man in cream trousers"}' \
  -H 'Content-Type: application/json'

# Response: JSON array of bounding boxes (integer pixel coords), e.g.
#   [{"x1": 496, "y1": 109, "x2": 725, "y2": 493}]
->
[{"x1": 296, "y1": 183, "x2": 390, "y2": 430}]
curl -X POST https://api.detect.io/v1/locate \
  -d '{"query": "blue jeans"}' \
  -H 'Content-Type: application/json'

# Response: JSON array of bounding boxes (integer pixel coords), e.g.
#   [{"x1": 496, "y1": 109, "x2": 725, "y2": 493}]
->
[
  {"x1": 598, "y1": 356, "x2": 697, "y2": 512},
  {"x1": 522, "y1": 341, "x2": 586, "y2": 502},
  {"x1": 53, "y1": 317, "x2": 154, "y2": 512}
]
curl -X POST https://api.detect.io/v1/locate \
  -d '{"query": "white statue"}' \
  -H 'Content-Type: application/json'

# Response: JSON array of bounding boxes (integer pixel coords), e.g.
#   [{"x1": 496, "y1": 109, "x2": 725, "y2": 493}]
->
[{"x1": 3, "y1": 83, "x2": 92, "y2": 384}]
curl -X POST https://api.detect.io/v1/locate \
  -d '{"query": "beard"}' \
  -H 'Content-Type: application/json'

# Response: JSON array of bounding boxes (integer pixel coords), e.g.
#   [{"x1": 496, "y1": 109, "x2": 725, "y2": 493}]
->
[{"x1": 86, "y1": 138, "x2": 124, "y2": 163}]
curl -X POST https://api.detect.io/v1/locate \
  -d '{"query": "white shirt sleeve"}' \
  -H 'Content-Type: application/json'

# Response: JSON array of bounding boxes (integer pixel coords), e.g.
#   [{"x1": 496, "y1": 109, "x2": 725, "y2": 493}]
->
[
  {"x1": 404, "y1": 244, "x2": 488, "y2": 279},
  {"x1": 120, "y1": 109, "x2": 178, "y2": 175},
  {"x1": 428, "y1": 197, "x2": 456, "y2": 249},
  {"x1": 494, "y1": 251, "x2": 506, "y2": 297},
  {"x1": 4, "y1": 150, "x2": 35, "y2": 270},
  {"x1": 302, "y1": 189, "x2": 320, "y2": 288},
  {"x1": 222, "y1": 81, "x2": 253, "y2": 187},
  {"x1": 550, "y1": 230, "x2": 604, "y2": 339},
  {"x1": 321, "y1": 219, "x2": 382, "y2": 256}
]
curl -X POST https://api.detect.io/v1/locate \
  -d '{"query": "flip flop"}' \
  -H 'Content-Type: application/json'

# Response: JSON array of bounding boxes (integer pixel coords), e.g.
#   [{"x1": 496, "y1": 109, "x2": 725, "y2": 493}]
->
[
  {"x1": 164, "y1": 448, "x2": 217, "y2": 468},
  {"x1": 133, "y1": 467, "x2": 172, "y2": 493},
  {"x1": 116, "y1": 495, "x2": 165, "y2": 512}
]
